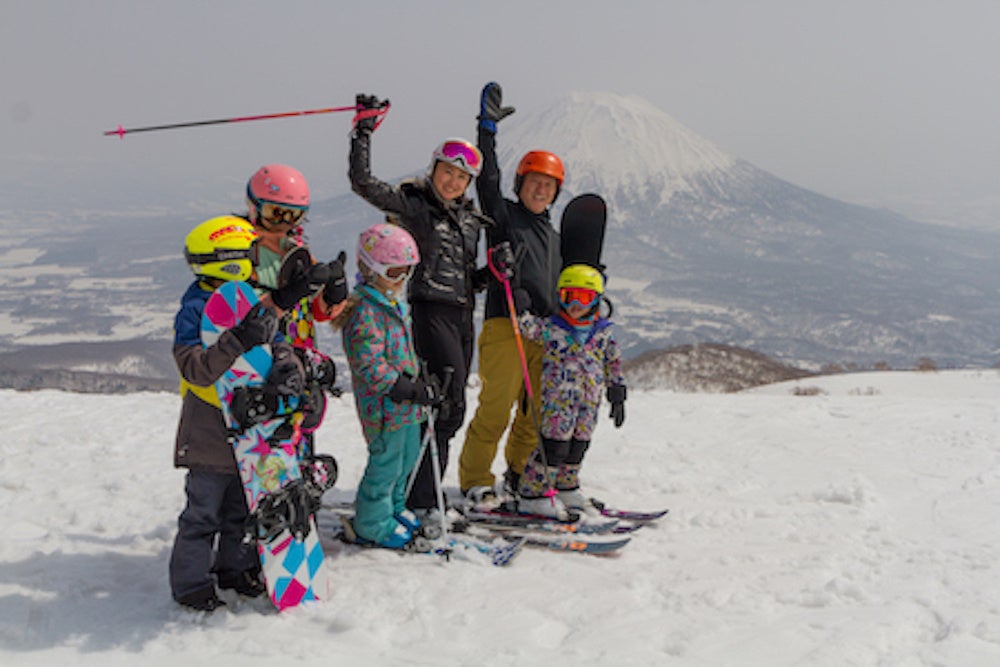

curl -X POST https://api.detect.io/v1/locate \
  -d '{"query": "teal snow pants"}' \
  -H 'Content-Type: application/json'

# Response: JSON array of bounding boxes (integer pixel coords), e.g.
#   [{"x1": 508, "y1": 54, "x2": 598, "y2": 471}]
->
[{"x1": 353, "y1": 422, "x2": 422, "y2": 543}]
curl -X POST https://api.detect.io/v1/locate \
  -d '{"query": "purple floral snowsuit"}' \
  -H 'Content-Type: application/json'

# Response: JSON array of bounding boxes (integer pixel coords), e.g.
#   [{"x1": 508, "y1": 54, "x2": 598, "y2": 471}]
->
[
  {"x1": 518, "y1": 313, "x2": 624, "y2": 441},
  {"x1": 515, "y1": 312, "x2": 624, "y2": 498}
]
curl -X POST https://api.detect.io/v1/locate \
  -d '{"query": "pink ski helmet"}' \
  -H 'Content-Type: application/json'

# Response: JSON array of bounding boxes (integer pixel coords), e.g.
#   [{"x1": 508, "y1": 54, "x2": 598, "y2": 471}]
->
[
  {"x1": 246, "y1": 164, "x2": 310, "y2": 227},
  {"x1": 357, "y1": 223, "x2": 420, "y2": 282}
]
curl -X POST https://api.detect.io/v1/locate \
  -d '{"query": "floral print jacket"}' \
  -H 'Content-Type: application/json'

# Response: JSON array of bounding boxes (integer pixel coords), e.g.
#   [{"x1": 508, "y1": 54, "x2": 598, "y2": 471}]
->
[
  {"x1": 518, "y1": 312, "x2": 624, "y2": 441},
  {"x1": 342, "y1": 283, "x2": 423, "y2": 442}
]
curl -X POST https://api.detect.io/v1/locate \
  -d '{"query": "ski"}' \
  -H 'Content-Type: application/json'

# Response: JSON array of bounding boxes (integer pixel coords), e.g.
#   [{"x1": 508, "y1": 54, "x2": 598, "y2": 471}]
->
[
  {"x1": 459, "y1": 508, "x2": 624, "y2": 535},
  {"x1": 454, "y1": 521, "x2": 630, "y2": 555},
  {"x1": 328, "y1": 511, "x2": 523, "y2": 567},
  {"x1": 590, "y1": 499, "x2": 669, "y2": 522},
  {"x1": 518, "y1": 533, "x2": 630, "y2": 555}
]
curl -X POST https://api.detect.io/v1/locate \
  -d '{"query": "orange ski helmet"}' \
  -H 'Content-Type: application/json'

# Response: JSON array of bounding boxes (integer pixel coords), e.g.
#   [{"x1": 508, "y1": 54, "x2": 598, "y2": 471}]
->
[{"x1": 515, "y1": 150, "x2": 565, "y2": 200}]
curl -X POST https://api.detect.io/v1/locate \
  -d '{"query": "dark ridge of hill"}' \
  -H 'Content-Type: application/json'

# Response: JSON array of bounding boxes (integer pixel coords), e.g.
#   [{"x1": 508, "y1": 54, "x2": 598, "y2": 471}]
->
[{"x1": 624, "y1": 343, "x2": 814, "y2": 393}]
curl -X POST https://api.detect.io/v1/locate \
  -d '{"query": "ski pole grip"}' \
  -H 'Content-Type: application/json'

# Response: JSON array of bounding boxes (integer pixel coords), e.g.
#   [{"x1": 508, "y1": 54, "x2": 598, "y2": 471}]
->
[{"x1": 487, "y1": 246, "x2": 503, "y2": 282}]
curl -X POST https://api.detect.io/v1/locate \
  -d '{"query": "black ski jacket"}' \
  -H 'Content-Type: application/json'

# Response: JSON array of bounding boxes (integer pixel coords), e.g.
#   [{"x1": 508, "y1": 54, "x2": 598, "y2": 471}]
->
[
  {"x1": 477, "y1": 127, "x2": 561, "y2": 320},
  {"x1": 350, "y1": 129, "x2": 489, "y2": 309}
]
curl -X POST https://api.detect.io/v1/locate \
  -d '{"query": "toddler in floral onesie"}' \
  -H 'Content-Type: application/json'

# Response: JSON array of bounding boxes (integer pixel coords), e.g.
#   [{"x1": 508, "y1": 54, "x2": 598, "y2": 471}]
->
[{"x1": 513, "y1": 264, "x2": 627, "y2": 519}]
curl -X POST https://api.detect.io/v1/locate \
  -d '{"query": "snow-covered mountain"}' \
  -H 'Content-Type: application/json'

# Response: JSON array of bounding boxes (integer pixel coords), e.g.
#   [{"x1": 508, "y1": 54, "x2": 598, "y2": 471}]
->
[
  {"x1": 474, "y1": 92, "x2": 1000, "y2": 369},
  {"x1": 4, "y1": 92, "x2": 1000, "y2": 373},
  {"x1": 496, "y1": 92, "x2": 739, "y2": 211}
]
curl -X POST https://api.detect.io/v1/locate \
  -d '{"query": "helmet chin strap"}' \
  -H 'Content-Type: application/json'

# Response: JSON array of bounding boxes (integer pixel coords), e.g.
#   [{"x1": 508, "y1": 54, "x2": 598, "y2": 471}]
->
[
  {"x1": 561, "y1": 302, "x2": 600, "y2": 328},
  {"x1": 384, "y1": 275, "x2": 411, "y2": 300}
]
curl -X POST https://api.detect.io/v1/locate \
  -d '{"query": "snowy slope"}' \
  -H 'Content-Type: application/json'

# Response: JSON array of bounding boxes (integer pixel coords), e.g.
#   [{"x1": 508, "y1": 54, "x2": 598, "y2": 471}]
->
[{"x1": 2, "y1": 370, "x2": 999, "y2": 665}]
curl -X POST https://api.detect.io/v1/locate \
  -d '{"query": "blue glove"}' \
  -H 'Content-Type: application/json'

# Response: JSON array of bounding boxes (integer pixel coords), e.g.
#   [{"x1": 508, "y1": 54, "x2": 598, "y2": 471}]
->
[{"x1": 478, "y1": 82, "x2": 515, "y2": 133}]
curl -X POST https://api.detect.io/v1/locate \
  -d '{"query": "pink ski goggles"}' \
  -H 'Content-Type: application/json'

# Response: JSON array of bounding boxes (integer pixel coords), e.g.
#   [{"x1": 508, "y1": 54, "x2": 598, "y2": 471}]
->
[{"x1": 434, "y1": 139, "x2": 482, "y2": 177}]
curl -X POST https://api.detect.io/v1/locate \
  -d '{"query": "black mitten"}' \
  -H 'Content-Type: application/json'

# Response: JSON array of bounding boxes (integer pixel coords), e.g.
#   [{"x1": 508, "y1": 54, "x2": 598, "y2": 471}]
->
[
  {"x1": 607, "y1": 384, "x2": 627, "y2": 428},
  {"x1": 322, "y1": 251, "x2": 348, "y2": 305},
  {"x1": 490, "y1": 241, "x2": 516, "y2": 280},
  {"x1": 355, "y1": 94, "x2": 385, "y2": 132},
  {"x1": 231, "y1": 303, "x2": 278, "y2": 350},
  {"x1": 478, "y1": 82, "x2": 515, "y2": 133},
  {"x1": 267, "y1": 344, "x2": 306, "y2": 396},
  {"x1": 388, "y1": 374, "x2": 443, "y2": 407},
  {"x1": 271, "y1": 260, "x2": 327, "y2": 310}
]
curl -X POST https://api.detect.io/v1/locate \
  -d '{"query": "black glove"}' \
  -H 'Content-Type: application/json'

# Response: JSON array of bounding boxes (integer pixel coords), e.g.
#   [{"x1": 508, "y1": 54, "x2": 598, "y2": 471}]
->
[
  {"x1": 322, "y1": 251, "x2": 348, "y2": 305},
  {"x1": 472, "y1": 266, "x2": 490, "y2": 293},
  {"x1": 607, "y1": 384, "x2": 627, "y2": 428},
  {"x1": 271, "y1": 260, "x2": 326, "y2": 310},
  {"x1": 388, "y1": 374, "x2": 443, "y2": 407},
  {"x1": 267, "y1": 344, "x2": 306, "y2": 396},
  {"x1": 355, "y1": 94, "x2": 385, "y2": 132},
  {"x1": 490, "y1": 241, "x2": 516, "y2": 280},
  {"x1": 230, "y1": 302, "x2": 278, "y2": 351},
  {"x1": 478, "y1": 82, "x2": 515, "y2": 133},
  {"x1": 512, "y1": 287, "x2": 531, "y2": 315}
]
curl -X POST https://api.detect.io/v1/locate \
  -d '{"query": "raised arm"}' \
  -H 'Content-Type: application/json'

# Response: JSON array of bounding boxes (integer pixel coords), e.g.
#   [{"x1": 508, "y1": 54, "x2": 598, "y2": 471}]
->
[
  {"x1": 475, "y1": 82, "x2": 515, "y2": 223},
  {"x1": 348, "y1": 94, "x2": 416, "y2": 218}
]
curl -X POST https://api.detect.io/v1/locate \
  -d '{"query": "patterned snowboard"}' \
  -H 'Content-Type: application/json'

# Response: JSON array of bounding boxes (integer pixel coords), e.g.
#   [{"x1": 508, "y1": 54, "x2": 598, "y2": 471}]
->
[
  {"x1": 201, "y1": 280, "x2": 328, "y2": 611},
  {"x1": 275, "y1": 245, "x2": 338, "y2": 440}
]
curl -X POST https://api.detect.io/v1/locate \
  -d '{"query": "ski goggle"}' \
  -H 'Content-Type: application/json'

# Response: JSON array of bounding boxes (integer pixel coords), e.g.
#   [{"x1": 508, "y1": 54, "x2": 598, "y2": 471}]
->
[
  {"x1": 258, "y1": 201, "x2": 308, "y2": 227},
  {"x1": 384, "y1": 265, "x2": 414, "y2": 282},
  {"x1": 185, "y1": 239, "x2": 260, "y2": 266},
  {"x1": 434, "y1": 140, "x2": 482, "y2": 177},
  {"x1": 559, "y1": 287, "x2": 599, "y2": 310}
]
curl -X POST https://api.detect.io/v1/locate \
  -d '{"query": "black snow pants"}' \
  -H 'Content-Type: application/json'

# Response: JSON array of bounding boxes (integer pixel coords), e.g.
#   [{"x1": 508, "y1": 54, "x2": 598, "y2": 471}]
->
[
  {"x1": 168, "y1": 470, "x2": 258, "y2": 601},
  {"x1": 406, "y1": 301, "x2": 475, "y2": 510}
]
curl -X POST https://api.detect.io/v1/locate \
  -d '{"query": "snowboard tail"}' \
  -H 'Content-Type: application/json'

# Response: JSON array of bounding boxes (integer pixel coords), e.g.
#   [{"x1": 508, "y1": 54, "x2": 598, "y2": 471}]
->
[{"x1": 560, "y1": 193, "x2": 607, "y2": 270}]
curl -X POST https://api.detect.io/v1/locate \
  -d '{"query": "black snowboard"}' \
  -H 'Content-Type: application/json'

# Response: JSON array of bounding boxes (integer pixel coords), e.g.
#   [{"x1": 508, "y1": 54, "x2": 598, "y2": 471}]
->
[{"x1": 559, "y1": 194, "x2": 606, "y2": 270}]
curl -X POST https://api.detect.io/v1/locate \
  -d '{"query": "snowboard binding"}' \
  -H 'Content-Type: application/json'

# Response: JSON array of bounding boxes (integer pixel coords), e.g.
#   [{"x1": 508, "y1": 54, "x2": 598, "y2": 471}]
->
[
  {"x1": 247, "y1": 480, "x2": 316, "y2": 543},
  {"x1": 296, "y1": 347, "x2": 339, "y2": 396},
  {"x1": 300, "y1": 453, "x2": 338, "y2": 504}
]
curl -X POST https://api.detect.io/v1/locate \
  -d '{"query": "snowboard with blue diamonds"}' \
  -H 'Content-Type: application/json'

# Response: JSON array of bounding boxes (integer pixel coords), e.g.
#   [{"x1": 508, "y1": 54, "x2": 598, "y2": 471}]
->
[{"x1": 201, "y1": 280, "x2": 328, "y2": 611}]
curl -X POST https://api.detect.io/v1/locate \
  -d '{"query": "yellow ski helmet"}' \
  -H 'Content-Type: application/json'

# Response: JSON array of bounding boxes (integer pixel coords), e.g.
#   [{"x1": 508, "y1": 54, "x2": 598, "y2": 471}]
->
[
  {"x1": 557, "y1": 264, "x2": 604, "y2": 294},
  {"x1": 184, "y1": 216, "x2": 258, "y2": 282}
]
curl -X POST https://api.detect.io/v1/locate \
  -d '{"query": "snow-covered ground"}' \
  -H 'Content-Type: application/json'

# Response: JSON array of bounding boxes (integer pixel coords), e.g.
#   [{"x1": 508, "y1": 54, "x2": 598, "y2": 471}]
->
[{"x1": 2, "y1": 370, "x2": 999, "y2": 666}]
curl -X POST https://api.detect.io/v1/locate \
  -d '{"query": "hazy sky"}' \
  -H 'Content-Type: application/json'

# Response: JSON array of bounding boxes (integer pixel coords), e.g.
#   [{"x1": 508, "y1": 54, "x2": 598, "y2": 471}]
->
[{"x1": 3, "y1": 0, "x2": 999, "y2": 227}]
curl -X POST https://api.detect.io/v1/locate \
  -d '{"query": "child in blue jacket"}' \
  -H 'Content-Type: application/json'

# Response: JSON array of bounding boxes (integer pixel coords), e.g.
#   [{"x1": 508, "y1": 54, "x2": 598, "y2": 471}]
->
[{"x1": 169, "y1": 216, "x2": 309, "y2": 611}]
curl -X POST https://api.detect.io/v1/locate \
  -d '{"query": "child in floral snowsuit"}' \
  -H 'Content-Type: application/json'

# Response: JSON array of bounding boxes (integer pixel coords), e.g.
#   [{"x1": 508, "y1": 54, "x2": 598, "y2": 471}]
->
[
  {"x1": 514, "y1": 264, "x2": 627, "y2": 519},
  {"x1": 334, "y1": 223, "x2": 440, "y2": 549}
]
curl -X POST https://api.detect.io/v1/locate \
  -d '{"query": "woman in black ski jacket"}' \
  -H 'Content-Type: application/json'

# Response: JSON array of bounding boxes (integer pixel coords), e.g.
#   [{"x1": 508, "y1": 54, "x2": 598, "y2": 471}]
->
[{"x1": 349, "y1": 94, "x2": 492, "y2": 518}]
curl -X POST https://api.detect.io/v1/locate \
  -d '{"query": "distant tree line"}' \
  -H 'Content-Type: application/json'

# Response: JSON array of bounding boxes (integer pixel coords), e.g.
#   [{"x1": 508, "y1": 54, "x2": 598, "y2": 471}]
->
[{"x1": 819, "y1": 358, "x2": 939, "y2": 374}]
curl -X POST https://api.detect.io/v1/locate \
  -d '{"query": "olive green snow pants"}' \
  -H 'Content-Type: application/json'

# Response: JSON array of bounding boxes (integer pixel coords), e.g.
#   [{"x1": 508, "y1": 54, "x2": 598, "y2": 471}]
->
[{"x1": 459, "y1": 317, "x2": 543, "y2": 492}]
